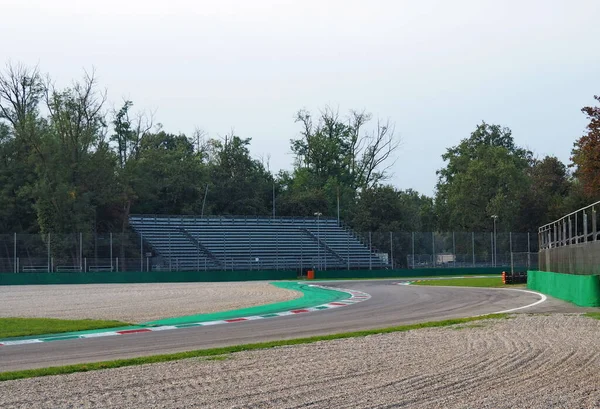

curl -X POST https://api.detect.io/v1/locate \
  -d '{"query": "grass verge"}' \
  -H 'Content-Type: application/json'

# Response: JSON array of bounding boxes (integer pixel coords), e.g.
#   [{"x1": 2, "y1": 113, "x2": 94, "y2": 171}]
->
[
  {"x1": 412, "y1": 277, "x2": 507, "y2": 288},
  {"x1": 585, "y1": 312, "x2": 600, "y2": 320},
  {"x1": 0, "y1": 313, "x2": 508, "y2": 382},
  {"x1": 0, "y1": 318, "x2": 130, "y2": 339},
  {"x1": 299, "y1": 275, "x2": 500, "y2": 282}
]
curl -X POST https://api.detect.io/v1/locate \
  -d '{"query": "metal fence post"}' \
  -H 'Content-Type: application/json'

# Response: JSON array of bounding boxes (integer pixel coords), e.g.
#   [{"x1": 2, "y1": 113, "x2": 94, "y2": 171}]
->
[
  {"x1": 110, "y1": 233, "x2": 113, "y2": 271},
  {"x1": 390, "y1": 232, "x2": 394, "y2": 269},
  {"x1": 452, "y1": 232, "x2": 456, "y2": 268},
  {"x1": 47, "y1": 233, "x2": 51, "y2": 273},
  {"x1": 592, "y1": 207, "x2": 597, "y2": 241},
  {"x1": 140, "y1": 233, "x2": 144, "y2": 272},
  {"x1": 412, "y1": 232, "x2": 415, "y2": 269},
  {"x1": 432, "y1": 232, "x2": 435, "y2": 267},
  {"x1": 472, "y1": 232, "x2": 475, "y2": 267},
  {"x1": 369, "y1": 231, "x2": 372, "y2": 270},
  {"x1": 347, "y1": 231, "x2": 350, "y2": 270},
  {"x1": 79, "y1": 233, "x2": 83, "y2": 272},
  {"x1": 527, "y1": 232, "x2": 531, "y2": 270},
  {"x1": 13, "y1": 232, "x2": 16, "y2": 273},
  {"x1": 324, "y1": 229, "x2": 327, "y2": 271},
  {"x1": 583, "y1": 211, "x2": 588, "y2": 243},
  {"x1": 491, "y1": 232, "x2": 494, "y2": 267},
  {"x1": 510, "y1": 232, "x2": 513, "y2": 273}
]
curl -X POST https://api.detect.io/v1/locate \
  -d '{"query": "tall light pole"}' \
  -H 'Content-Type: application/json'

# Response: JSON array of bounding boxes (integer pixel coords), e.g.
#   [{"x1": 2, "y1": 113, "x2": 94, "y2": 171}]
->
[
  {"x1": 314, "y1": 212, "x2": 322, "y2": 270},
  {"x1": 491, "y1": 215, "x2": 498, "y2": 267}
]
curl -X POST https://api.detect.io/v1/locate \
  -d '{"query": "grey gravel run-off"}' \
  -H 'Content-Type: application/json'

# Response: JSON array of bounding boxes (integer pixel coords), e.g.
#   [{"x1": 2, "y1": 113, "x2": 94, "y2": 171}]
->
[{"x1": 1, "y1": 314, "x2": 599, "y2": 408}]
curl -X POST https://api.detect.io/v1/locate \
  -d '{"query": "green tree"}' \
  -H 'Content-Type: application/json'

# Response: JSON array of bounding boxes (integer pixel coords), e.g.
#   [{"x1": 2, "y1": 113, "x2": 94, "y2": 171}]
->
[
  {"x1": 516, "y1": 156, "x2": 571, "y2": 231},
  {"x1": 0, "y1": 63, "x2": 47, "y2": 232},
  {"x1": 131, "y1": 131, "x2": 206, "y2": 215},
  {"x1": 435, "y1": 122, "x2": 533, "y2": 232},
  {"x1": 571, "y1": 95, "x2": 600, "y2": 201},
  {"x1": 205, "y1": 133, "x2": 273, "y2": 215}
]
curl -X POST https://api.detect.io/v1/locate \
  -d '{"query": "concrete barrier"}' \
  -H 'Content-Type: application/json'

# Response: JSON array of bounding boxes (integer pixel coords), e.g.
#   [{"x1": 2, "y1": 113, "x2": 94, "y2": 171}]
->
[{"x1": 527, "y1": 270, "x2": 600, "y2": 307}]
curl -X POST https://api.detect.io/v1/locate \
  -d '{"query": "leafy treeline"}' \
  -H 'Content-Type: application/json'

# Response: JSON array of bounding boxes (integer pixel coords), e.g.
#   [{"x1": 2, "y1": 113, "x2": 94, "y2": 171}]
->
[{"x1": 0, "y1": 63, "x2": 597, "y2": 235}]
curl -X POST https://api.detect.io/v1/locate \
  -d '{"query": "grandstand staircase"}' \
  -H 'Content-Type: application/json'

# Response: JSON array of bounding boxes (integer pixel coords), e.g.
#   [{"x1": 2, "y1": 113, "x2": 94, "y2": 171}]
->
[
  {"x1": 178, "y1": 228, "x2": 223, "y2": 268},
  {"x1": 300, "y1": 228, "x2": 345, "y2": 264}
]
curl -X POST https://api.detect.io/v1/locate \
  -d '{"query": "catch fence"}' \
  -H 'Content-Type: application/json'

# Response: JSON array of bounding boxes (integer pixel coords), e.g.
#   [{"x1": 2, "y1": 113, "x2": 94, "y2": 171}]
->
[{"x1": 0, "y1": 231, "x2": 537, "y2": 273}]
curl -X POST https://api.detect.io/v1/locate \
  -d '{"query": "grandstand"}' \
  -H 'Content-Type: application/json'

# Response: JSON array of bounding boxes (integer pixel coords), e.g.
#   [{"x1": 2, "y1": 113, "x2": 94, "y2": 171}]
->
[{"x1": 129, "y1": 215, "x2": 389, "y2": 271}]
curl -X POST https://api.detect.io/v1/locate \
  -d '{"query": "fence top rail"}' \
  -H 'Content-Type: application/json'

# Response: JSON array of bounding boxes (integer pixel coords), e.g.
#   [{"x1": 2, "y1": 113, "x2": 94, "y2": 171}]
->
[{"x1": 538, "y1": 200, "x2": 600, "y2": 233}]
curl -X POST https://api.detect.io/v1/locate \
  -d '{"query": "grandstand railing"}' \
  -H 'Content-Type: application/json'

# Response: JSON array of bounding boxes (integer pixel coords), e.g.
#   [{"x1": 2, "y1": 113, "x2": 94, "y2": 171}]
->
[
  {"x1": 538, "y1": 201, "x2": 600, "y2": 275},
  {"x1": 538, "y1": 201, "x2": 599, "y2": 250}
]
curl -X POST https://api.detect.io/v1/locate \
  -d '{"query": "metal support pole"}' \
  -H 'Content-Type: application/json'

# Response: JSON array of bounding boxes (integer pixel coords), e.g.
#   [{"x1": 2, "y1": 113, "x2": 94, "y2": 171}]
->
[
  {"x1": 300, "y1": 234, "x2": 303, "y2": 273},
  {"x1": 493, "y1": 218, "x2": 497, "y2": 267},
  {"x1": 412, "y1": 232, "x2": 415, "y2": 269},
  {"x1": 432, "y1": 232, "x2": 435, "y2": 267},
  {"x1": 575, "y1": 213, "x2": 578, "y2": 243},
  {"x1": 491, "y1": 233, "x2": 494, "y2": 267},
  {"x1": 140, "y1": 233, "x2": 144, "y2": 272},
  {"x1": 527, "y1": 232, "x2": 531, "y2": 270},
  {"x1": 592, "y1": 207, "x2": 597, "y2": 241},
  {"x1": 472, "y1": 232, "x2": 475, "y2": 267},
  {"x1": 13, "y1": 232, "x2": 16, "y2": 273},
  {"x1": 110, "y1": 233, "x2": 113, "y2": 270},
  {"x1": 509, "y1": 232, "x2": 513, "y2": 273},
  {"x1": 317, "y1": 215, "x2": 320, "y2": 271},
  {"x1": 369, "y1": 231, "x2": 372, "y2": 271},
  {"x1": 390, "y1": 232, "x2": 394, "y2": 269},
  {"x1": 169, "y1": 231, "x2": 172, "y2": 272},
  {"x1": 583, "y1": 211, "x2": 588, "y2": 242},
  {"x1": 452, "y1": 232, "x2": 456, "y2": 268},
  {"x1": 47, "y1": 233, "x2": 51, "y2": 273},
  {"x1": 79, "y1": 233, "x2": 83, "y2": 271},
  {"x1": 324, "y1": 229, "x2": 327, "y2": 271},
  {"x1": 347, "y1": 231, "x2": 350, "y2": 270}
]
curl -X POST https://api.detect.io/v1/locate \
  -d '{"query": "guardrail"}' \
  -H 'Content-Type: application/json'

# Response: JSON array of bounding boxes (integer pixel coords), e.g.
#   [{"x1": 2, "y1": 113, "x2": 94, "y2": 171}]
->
[{"x1": 538, "y1": 201, "x2": 599, "y2": 250}]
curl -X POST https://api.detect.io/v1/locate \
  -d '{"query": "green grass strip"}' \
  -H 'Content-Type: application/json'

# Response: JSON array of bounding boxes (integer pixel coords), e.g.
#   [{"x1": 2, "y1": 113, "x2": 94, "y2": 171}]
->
[
  {"x1": 412, "y1": 277, "x2": 507, "y2": 288},
  {"x1": 0, "y1": 318, "x2": 130, "y2": 339},
  {"x1": 0, "y1": 313, "x2": 508, "y2": 382},
  {"x1": 585, "y1": 312, "x2": 600, "y2": 320}
]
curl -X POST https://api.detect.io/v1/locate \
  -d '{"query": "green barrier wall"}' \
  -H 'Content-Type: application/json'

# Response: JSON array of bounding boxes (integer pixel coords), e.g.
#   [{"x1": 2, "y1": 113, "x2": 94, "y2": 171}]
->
[
  {"x1": 0, "y1": 267, "x2": 505, "y2": 285},
  {"x1": 0, "y1": 270, "x2": 297, "y2": 286},
  {"x1": 527, "y1": 270, "x2": 600, "y2": 307},
  {"x1": 313, "y1": 267, "x2": 506, "y2": 279}
]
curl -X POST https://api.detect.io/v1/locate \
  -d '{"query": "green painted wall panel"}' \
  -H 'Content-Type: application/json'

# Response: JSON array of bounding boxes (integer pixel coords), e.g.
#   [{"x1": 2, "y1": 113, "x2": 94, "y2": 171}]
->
[
  {"x1": 0, "y1": 270, "x2": 297, "y2": 286},
  {"x1": 527, "y1": 270, "x2": 600, "y2": 307},
  {"x1": 0, "y1": 267, "x2": 505, "y2": 285}
]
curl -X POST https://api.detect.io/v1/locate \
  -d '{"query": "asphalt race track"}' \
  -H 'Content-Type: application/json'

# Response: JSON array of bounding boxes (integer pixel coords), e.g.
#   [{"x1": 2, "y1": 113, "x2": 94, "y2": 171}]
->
[{"x1": 0, "y1": 281, "x2": 546, "y2": 372}]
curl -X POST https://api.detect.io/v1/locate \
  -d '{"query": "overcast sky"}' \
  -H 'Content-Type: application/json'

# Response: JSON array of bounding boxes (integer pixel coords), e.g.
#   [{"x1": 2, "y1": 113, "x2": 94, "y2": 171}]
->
[{"x1": 3, "y1": 0, "x2": 599, "y2": 195}]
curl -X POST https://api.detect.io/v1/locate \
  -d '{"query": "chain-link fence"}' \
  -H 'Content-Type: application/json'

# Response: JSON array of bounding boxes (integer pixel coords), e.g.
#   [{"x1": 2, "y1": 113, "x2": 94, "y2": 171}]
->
[
  {"x1": 364, "y1": 231, "x2": 537, "y2": 270},
  {"x1": 0, "y1": 231, "x2": 538, "y2": 273}
]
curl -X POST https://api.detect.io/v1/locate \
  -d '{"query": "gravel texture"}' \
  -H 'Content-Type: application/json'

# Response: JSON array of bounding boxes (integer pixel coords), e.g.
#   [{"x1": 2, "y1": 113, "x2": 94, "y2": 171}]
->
[
  {"x1": 0, "y1": 282, "x2": 301, "y2": 322},
  {"x1": 1, "y1": 314, "x2": 598, "y2": 408}
]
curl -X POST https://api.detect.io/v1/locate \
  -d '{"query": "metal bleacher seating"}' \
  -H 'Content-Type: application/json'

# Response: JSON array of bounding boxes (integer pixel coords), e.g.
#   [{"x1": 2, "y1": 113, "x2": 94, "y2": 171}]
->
[{"x1": 129, "y1": 215, "x2": 389, "y2": 271}]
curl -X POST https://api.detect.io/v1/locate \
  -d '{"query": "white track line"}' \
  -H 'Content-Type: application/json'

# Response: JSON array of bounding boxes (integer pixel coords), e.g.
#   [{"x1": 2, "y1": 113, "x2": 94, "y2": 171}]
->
[
  {"x1": 490, "y1": 289, "x2": 547, "y2": 314},
  {"x1": 394, "y1": 281, "x2": 548, "y2": 314}
]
